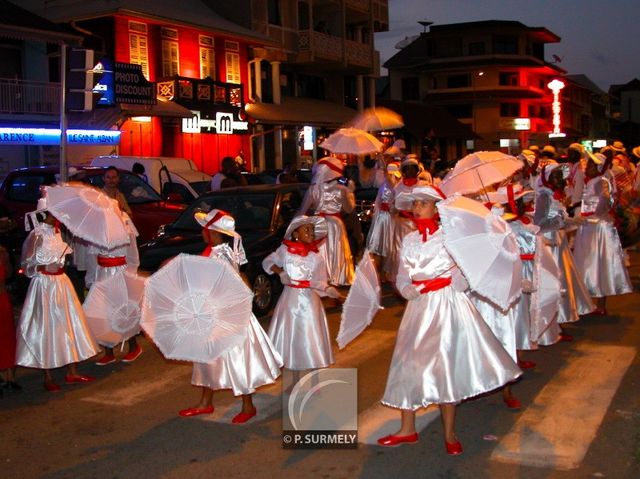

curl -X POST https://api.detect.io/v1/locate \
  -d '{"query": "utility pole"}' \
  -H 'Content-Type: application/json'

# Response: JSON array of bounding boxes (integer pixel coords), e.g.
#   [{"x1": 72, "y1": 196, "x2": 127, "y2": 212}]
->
[{"x1": 59, "y1": 42, "x2": 68, "y2": 182}]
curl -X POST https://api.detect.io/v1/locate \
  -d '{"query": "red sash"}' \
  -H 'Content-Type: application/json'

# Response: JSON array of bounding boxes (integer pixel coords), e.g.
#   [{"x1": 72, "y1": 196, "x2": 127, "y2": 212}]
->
[
  {"x1": 580, "y1": 212, "x2": 595, "y2": 217},
  {"x1": 97, "y1": 256, "x2": 127, "y2": 267},
  {"x1": 412, "y1": 277, "x2": 452, "y2": 293},
  {"x1": 289, "y1": 280, "x2": 311, "y2": 289},
  {"x1": 41, "y1": 268, "x2": 64, "y2": 275},
  {"x1": 520, "y1": 253, "x2": 535, "y2": 261},
  {"x1": 380, "y1": 202, "x2": 390, "y2": 212},
  {"x1": 319, "y1": 212, "x2": 342, "y2": 219}
]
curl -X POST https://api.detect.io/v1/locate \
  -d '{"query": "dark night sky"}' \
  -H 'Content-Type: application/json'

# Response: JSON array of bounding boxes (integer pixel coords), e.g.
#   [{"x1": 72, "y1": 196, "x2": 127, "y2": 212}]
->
[{"x1": 375, "y1": 0, "x2": 640, "y2": 91}]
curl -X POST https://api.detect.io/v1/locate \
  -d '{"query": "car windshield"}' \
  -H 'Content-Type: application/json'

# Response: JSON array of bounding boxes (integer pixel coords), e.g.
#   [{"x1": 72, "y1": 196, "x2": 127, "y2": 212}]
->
[
  {"x1": 86, "y1": 171, "x2": 162, "y2": 204},
  {"x1": 173, "y1": 193, "x2": 276, "y2": 231},
  {"x1": 189, "y1": 181, "x2": 210, "y2": 196}
]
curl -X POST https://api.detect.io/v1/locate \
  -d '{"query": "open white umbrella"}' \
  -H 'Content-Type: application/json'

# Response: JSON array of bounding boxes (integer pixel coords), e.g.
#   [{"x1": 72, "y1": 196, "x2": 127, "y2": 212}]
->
[
  {"x1": 83, "y1": 270, "x2": 145, "y2": 347},
  {"x1": 347, "y1": 107, "x2": 404, "y2": 132},
  {"x1": 337, "y1": 252, "x2": 383, "y2": 349},
  {"x1": 140, "y1": 254, "x2": 253, "y2": 363},
  {"x1": 320, "y1": 127, "x2": 383, "y2": 155},
  {"x1": 439, "y1": 151, "x2": 524, "y2": 197},
  {"x1": 530, "y1": 237, "x2": 561, "y2": 341},
  {"x1": 44, "y1": 184, "x2": 130, "y2": 249},
  {"x1": 437, "y1": 195, "x2": 522, "y2": 310}
]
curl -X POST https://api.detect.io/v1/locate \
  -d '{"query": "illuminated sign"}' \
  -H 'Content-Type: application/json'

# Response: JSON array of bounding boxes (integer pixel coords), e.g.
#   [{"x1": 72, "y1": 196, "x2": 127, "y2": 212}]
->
[
  {"x1": 514, "y1": 118, "x2": 531, "y2": 130},
  {"x1": 94, "y1": 60, "x2": 156, "y2": 106},
  {"x1": 303, "y1": 126, "x2": 314, "y2": 150},
  {"x1": 182, "y1": 110, "x2": 249, "y2": 135},
  {"x1": 0, "y1": 128, "x2": 121, "y2": 145},
  {"x1": 547, "y1": 79, "x2": 566, "y2": 138}
]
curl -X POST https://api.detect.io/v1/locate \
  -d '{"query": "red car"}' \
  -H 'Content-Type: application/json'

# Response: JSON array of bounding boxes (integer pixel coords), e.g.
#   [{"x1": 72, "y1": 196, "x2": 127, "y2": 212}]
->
[{"x1": 0, "y1": 165, "x2": 185, "y2": 242}]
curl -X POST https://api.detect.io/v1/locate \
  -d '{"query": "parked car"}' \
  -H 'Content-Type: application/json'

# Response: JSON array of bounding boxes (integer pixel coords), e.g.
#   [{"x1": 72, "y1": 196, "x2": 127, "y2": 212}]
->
[
  {"x1": 0, "y1": 165, "x2": 185, "y2": 242},
  {"x1": 91, "y1": 156, "x2": 211, "y2": 203},
  {"x1": 138, "y1": 183, "x2": 307, "y2": 316}
]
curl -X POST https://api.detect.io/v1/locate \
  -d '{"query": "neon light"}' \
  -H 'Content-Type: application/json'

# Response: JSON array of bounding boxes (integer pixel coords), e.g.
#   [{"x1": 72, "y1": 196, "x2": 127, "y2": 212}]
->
[
  {"x1": 0, "y1": 128, "x2": 121, "y2": 145},
  {"x1": 182, "y1": 111, "x2": 249, "y2": 135},
  {"x1": 547, "y1": 79, "x2": 566, "y2": 138},
  {"x1": 514, "y1": 118, "x2": 531, "y2": 130}
]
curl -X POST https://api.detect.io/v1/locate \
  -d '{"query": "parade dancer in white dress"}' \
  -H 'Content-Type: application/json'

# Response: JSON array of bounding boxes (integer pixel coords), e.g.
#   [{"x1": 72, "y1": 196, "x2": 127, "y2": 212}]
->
[
  {"x1": 263, "y1": 215, "x2": 342, "y2": 371},
  {"x1": 386, "y1": 155, "x2": 432, "y2": 282},
  {"x1": 15, "y1": 200, "x2": 98, "y2": 392},
  {"x1": 299, "y1": 157, "x2": 355, "y2": 285},
  {"x1": 533, "y1": 164, "x2": 594, "y2": 339},
  {"x1": 572, "y1": 153, "x2": 633, "y2": 315},
  {"x1": 90, "y1": 212, "x2": 142, "y2": 366},
  {"x1": 366, "y1": 161, "x2": 401, "y2": 277},
  {"x1": 377, "y1": 186, "x2": 521, "y2": 454},
  {"x1": 179, "y1": 209, "x2": 283, "y2": 423}
]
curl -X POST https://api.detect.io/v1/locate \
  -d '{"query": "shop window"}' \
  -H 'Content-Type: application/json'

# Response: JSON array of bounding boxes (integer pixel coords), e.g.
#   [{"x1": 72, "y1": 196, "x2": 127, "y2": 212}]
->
[
  {"x1": 500, "y1": 102, "x2": 520, "y2": 117},
  {"x1": 268, "y1": 0, "x2": 281, "y2": 26},
  {"x1": 499, "y1": 72, "x2": 519, "y2": 86},
  {"x1": 447, "y1": 74, "x2": 470, "y2": 88},
  {"x1": 401, "y1": 76, "x2": 419, "y2": 101}
]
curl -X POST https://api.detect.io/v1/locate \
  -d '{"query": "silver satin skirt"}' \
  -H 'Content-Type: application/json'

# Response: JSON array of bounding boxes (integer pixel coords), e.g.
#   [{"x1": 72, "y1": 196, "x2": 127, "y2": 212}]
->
[
  {"x1": 471, "y1": 295, "x2": 518, "y2": 362},
  {"x1": 573, "y1": 220, "x2": 633, "y2": 297},
  {"x1": 318, "y1": 216, "x2": 354, "y2": 286},
  {"x1": 16, "y1": 273, "x2": 99, "y2": 369},
  {"x1": 268, "y1": 286, "x2": 334, "y2": 371},
  {"x1": 385, "y1": 216, "x2": 415, "y2": 279},
  {"x1": 366, "y1": 210, "x2": 394, "y2": 257},
  {"x1": 549, "y1": 231, "x2": 594, "y2": 323},
  {"x1": 192, "y1": 315, "x2": 283, "y2": 395},
  {"x1": 537, "y1": 319, "x2": 561, "y2": 346},
  {"x1": 513, "y1": 260, "x2": 538, "y2": 350},
  {"x1": 382, "y1": 286, "x2": 522, "y2": 410}
]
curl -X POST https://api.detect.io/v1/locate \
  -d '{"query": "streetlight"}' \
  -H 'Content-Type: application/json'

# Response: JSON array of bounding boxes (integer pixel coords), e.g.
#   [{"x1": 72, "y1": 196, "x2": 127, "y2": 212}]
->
[{"x1": 547, "y1": 79, "x2": 566, "y2": 139}]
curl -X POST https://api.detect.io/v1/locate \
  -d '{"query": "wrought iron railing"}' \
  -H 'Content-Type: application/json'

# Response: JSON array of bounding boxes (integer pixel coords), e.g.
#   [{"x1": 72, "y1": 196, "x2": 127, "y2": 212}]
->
[{"x1": 0, "y1": 78, "x2": 60, "y2": 114}]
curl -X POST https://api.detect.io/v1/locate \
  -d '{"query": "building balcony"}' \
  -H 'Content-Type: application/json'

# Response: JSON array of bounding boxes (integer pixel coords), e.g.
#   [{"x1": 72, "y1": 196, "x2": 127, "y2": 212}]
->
[
  {"x1": 297, "y1": 31, "x2": 374, "y2": 71},
  {"x1": 156, "y1": 76, "x2": 244, "y2": 111},
  {"x1": 425, "y1": 85, "x2": 548, "y2": 101},
  {"x1": 0, "y1": 78, "x2": 60, "y2": 115}
]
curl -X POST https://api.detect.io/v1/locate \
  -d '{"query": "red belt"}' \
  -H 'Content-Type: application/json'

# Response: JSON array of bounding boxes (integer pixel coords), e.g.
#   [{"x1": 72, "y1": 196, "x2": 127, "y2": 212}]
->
[
  {"x1": 41, "y1": 268, "x2": 64, "y2": 275},
  {"x1": 520, "y1": 253, "x2": 535, "y2": 261},
  {"x1": 289, "y1": 280, "x2": 311, "y2": 289},
  {"x1": 319, "y1": 212, "x2": 342, "y2": 219},
  {"x1": 580, "y1": 212, "x2": 595, "y2": 217},
  {"x1": 97, "y1": 256, "x2": 127, "y2": 267},
  {"x1": 412, "y1": 277, "x2": 452, "y2": 293},
  {"x1": 380, "y1": 203, "x2": 390, "y2": 212}
]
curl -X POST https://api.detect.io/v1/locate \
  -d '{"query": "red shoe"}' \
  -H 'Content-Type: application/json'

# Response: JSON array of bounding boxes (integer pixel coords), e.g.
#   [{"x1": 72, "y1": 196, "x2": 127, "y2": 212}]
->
[
  {"x1": 377, "y1": 433, "x2": 419, "y2": 447},
  {"x1": 231, "y1": 410, "x2": 257, "y2": 424},
  {"x1": 96, "y1": 354, "x2": 117, "y2": 366},
  {"x1": 559, "y1": 333, "x2": 573, "y2": 342},
  {"x1": 504, "y1": 397, "x2": 522, "y2": 409},
  {"x1": 44, "y1": 382, "x2": 61, "y2": 393},
  {"x1": 65, "y1": 374, "x2": 96, "y2": 384},
  {"x1": 517, "y1": 360, "x2": 536, "y2": 369},
  {"x1": 592, "y1": 307, "x2": 608, "y2": 316},
  {"x1": 122, "y1": 345, "x2": 142, "y2": 363},
  {"x1": 445, "y1": 440, "x2": 463, "y2": 455},
  {"x1": 178, "y1": 406, "x2": 214, "y2": 417}
]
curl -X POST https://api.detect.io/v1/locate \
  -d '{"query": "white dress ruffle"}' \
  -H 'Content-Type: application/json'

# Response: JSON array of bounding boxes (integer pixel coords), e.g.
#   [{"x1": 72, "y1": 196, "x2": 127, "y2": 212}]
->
[
  {"x1": 263, "y1": 244, "x2": 334, "y2": 370},
  {"x1": 15, "y1": 224, "x2": 98, "y2": 369},
  {"x1": 192, "y1": 244, "x2": 282, "y2": 395},
  {"x1": 381, "y1": 230, "x2": 521, "y2": 411}
]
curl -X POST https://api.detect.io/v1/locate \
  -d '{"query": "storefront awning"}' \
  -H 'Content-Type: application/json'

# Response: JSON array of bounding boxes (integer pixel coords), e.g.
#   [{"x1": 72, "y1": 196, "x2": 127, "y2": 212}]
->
[
  {"x1": 68, "y1": 99, "x2": 194, "y2": 130},
  {"x1": 246, "y1": 96, "x2": 357, "y2": 128}
]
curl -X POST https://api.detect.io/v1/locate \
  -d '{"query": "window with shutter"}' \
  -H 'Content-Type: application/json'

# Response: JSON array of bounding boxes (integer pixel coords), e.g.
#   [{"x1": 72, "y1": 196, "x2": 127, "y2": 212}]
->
[
  {"x1": 200, "y1": 47, "x2": 216, "y2": 80},
  {"x1": 225, "y1": 51, "x2": 241, "y2": 84},
  {"x1": 162, "y1": 40, "x2": 180, "y2": 77},
  {"x1": 129, "y1": 32, "x2": 150, "y2": 80}
]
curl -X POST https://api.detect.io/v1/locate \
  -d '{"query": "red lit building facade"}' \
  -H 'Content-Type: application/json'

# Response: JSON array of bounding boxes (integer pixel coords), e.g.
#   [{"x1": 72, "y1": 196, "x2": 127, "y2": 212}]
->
[
  {"x1": 385, "y1": 21, "x2": 566, "y2": 152},
  {"x1": 22, "y1": 0, "x2": 272, "y2": 174}
]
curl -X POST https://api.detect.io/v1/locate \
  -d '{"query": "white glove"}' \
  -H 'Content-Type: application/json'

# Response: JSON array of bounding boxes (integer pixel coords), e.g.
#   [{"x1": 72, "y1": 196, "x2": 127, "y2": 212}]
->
[
  {"x1": 401, "y1": 285, "x2": 421, "y2": 300},
  {"x1": 521, "y1": 278, "x2": 535, "y2": 294},
  {"x1": 278, "y1": 270, "x2": 291, "y2": 286},
  {"x1": 451, "y1": 268, "x2": 469, "y2": 292},
  {"x1": 324, "y1": 286, "x2": 341, "y2": 299}
]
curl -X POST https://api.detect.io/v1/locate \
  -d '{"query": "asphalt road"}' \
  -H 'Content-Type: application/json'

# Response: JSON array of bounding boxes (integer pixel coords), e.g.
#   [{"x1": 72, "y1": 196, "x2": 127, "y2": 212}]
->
[{"x1": 2, "y1": 253, "x2": 640, "y2": 479}]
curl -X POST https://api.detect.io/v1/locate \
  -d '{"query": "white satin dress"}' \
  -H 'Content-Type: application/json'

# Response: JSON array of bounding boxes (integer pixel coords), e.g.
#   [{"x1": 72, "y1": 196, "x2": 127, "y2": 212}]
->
[
  {"x1": 263, "y1": 244, "x2": 334, "y2": 371},
  {"x1": 192, "y1": 244, "x2": 283, "y2": 395},
  {"x1": 366, "y1": 180, "x2": 395, "y2": 258},
  {"x1": 572, "y1": 176, "x2": 632, "y2": 297},
  {"x1": 382, "y1": 229, "x2": 521, "y2": 410},
  {"x1": 302, "y1": 181, "x2": 355, "y2": 285},
  {"x1": 534, "y1": 188, "x2": 594, "y2": 323},
  {"x1": 15, "y1": 224, "x2": 99, "y2": 369}
]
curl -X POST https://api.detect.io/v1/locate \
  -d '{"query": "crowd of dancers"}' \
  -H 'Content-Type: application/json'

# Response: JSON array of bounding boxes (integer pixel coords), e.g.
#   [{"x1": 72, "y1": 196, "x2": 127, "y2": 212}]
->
[{"x1": 0, "y1": 140, "x2": 636, "y2": 455}]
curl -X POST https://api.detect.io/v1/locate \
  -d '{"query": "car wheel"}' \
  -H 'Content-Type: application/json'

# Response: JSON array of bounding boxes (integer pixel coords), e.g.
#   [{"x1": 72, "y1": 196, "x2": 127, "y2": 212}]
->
[{"x1": 252, "y1": 272, "x2": 274, "y2": 317}]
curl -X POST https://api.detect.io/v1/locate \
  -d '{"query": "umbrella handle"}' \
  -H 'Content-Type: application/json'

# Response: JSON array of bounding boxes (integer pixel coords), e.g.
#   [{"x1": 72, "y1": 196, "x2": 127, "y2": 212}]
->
[
  {"x1": 57, "y1": 245, "x2": 70, "y2": 263},
  {"x1": 475, "y1": 169, "x2": 491, "y2": 203}
]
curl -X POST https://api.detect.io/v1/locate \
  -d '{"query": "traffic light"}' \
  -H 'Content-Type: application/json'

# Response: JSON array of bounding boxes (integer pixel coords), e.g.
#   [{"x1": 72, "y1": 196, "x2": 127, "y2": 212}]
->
[{"x1": 66, "y1": 48, "x2": 95, "y2": 111}]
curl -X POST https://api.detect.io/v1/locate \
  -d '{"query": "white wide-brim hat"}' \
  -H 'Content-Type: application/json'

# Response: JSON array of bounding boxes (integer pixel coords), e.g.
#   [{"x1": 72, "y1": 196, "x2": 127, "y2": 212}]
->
[
  {"x1": 395, "y1": 185, "x2": 446, "y2": 211},
  {"x1": 194, "y1": 208, "x2": 240, "y2": 238},
  {"x1": 284, "y1": 215, "x2": 328, "y2": 240}
]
